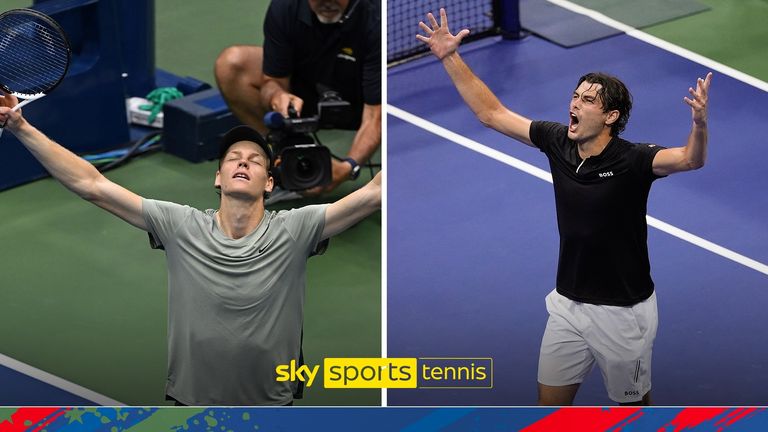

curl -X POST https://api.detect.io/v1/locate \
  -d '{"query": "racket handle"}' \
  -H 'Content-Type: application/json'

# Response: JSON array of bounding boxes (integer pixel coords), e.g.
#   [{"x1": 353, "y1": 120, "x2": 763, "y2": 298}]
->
[
  {"x1": 12, "y1": 98, "x2": 35, "y2": 112},
  {"x1": 0, "y1": 98, "x2": 40, "y2": 137}
]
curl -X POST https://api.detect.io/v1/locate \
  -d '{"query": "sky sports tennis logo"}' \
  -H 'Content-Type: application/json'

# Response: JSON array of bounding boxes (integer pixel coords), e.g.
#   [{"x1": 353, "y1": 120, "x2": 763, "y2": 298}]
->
[{"x1": 275, "y1": 358, "x2": 493, "y2": 389}]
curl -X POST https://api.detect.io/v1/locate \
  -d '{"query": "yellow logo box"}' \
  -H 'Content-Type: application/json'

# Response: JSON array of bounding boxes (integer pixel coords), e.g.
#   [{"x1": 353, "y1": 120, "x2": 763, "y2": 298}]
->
[
  {"x1": 322, "y1": 358, "x2": 493, "y2": 389},
  {"x1": 324, "y1": 358, "x2": 418, "y2": 388}
]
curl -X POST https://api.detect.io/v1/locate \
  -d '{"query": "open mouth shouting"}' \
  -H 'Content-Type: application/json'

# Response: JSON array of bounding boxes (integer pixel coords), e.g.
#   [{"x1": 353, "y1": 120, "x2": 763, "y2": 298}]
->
[{"x1": 569, "y1": 111, "x2": 580, "y2": 133}]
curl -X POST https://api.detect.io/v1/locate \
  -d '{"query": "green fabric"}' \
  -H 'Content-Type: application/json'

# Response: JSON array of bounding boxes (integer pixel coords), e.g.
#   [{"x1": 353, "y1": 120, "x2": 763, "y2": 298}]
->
[{"x1": 140, "y1": 87, "x2": 184, "y2": 125}]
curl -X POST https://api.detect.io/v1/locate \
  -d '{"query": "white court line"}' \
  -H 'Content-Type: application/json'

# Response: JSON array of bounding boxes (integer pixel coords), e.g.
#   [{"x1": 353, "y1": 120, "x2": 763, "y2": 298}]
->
[
  {"x1": 0, "y1": 352, "x2": 124, "y2": 406},
  {"x1": 389, "y1": 105, "x2": 768, "y2": 277},
  {"x1": 546, "y1": 0, "x2": 768, "y2": 92}
]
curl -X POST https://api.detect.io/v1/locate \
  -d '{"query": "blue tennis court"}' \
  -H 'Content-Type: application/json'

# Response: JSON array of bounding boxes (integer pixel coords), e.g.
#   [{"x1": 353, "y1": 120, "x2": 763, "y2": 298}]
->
[
  {"x1": 387, "y1": 6, "x2": 768, "y2": 405},
  {"x1": 0, "y1": 355, "x2": 113, "y2": 405}
]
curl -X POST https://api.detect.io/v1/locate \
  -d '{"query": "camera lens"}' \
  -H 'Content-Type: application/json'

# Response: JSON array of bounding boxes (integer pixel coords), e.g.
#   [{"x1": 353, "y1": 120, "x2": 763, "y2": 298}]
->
[
  {"x1": 295, "y1": 156, "x2": 315, "y2": 180},
  {"x1": 279, "y1": 146, "x2": 331, "y2": 190}
]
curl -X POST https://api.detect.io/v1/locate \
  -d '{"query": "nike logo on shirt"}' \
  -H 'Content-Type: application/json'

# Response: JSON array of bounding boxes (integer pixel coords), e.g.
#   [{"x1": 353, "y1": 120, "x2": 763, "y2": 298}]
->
[{"x1": 258, "y1": 241, "x2": 273, "y2": 255}]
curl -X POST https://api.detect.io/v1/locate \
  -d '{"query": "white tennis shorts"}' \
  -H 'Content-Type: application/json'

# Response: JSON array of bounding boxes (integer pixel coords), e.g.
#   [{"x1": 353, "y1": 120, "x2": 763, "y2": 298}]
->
[{"x1": 537, "y1": 288, "x2": 658, "y2": 403}]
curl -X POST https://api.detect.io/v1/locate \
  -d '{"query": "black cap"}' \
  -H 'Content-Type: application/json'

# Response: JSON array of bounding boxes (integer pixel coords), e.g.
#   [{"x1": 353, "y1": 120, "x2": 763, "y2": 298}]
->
[{"x1": 219, "y1": 125, "x2": 273, "y2": 165}]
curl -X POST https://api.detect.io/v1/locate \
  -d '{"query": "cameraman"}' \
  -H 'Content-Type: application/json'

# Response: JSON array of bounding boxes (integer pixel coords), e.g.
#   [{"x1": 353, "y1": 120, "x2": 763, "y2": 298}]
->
[{"x1": 215, "y1": 0, "x2": 381, "y2": 195}]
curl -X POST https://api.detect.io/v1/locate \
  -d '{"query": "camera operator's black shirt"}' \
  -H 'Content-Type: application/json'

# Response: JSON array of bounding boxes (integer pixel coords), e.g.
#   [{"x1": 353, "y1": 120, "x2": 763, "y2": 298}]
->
[
  {"x1": 529, "y1": 121, "x2": 666, "y2": 306},
  {"x1": 263, "y1": 0, "x2": 381, "y2": 129}
]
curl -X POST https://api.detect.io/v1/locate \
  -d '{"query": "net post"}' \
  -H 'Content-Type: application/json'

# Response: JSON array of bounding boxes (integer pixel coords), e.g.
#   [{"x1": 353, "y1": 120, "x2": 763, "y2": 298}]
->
[{"x1": 495, "y1": 0, "x2": 523, "y2": 40}]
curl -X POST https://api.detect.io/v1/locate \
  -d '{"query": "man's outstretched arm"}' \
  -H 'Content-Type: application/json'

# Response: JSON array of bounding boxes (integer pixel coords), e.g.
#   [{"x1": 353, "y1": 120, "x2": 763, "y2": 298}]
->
[
  {"x1": 653, "y1": 72, "x2": 712, "y2": 176},
  {"x1": 321, "y1": 171, "x2": 381, "y2": 240},
  {"x1": 345, "y1": 103, "x2": 381, "y2": 178},
  {"x1": 1, "y1": 93, "x2": 148, "y2": 230},
  {"x1": 417, "y1": 8, "x2": 534, "y2": 146},
  {"x1": 305, "y1": 104, "x2": 382, "y2": 196}
]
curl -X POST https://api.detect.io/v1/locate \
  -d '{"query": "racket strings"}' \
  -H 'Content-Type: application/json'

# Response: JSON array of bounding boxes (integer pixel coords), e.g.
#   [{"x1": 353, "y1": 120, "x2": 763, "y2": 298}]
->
[
  {"x1": 0, "y1": 13, "x2": 69, "y2": 96},
  {"x1": 1, "y1": 33, "x2": 68, "y2": 73},
  {"x1": 2, "y1": 49, "x2": 67, "y2": 87},
  {"x1": 1, "y1": 51, "x2": 68, "y2": 89}
]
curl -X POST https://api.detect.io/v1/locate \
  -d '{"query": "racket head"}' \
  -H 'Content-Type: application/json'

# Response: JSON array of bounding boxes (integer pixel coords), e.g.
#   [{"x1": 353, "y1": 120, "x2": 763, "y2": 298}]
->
[{"x1": 0, "y1": 8, "x2": 71, "y2": 99}]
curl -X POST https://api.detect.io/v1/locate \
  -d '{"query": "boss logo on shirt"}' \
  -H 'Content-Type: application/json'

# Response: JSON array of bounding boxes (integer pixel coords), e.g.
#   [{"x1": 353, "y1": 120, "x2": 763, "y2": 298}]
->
[
  {"x1": 598, "y1": 171, "x2": 614, "y2": 178},
  {"x1": 337, "y1": 47, "x2": 356, "y2": 62}
]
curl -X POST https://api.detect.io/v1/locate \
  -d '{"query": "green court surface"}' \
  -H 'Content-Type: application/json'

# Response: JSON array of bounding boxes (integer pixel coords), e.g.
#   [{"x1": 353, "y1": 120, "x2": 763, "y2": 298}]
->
[
  {"x1": 0, "y1": 1, "x2": 380, "y2": 406},
  {"x1": 570, "y1": 0, "x2": 710, "y2": 29},
  {"x1": 642, "y1": 0, "x2": 768, "y2": 81},
  {"x1": 562, "y1": 0, "x2": 768, "y2": 82}
]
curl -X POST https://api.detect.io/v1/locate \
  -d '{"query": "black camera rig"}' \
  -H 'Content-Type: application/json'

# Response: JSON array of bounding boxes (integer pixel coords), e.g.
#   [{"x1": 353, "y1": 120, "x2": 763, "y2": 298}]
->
[{"x1": 264, "y1": 92, "x2": 352, "y2": 191}]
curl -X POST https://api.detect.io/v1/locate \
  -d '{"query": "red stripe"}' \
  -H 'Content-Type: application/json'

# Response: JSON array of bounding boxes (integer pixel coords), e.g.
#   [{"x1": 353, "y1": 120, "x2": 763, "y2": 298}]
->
[
  {"x1": 0, "y1": 408, "x2": 59, "y2": 432},
  {"x1": 715, "y1": 408, "x2": 765, "y2": 430},
  {"x1": 614, "y1": 410, "x2": 645, "y2": 431},
  {"x1": 659, "y1": 408, "x2": 729, "y2": 431},
  {"x1": 522, "y1": 407, "x2": 642, "y2": 432}
]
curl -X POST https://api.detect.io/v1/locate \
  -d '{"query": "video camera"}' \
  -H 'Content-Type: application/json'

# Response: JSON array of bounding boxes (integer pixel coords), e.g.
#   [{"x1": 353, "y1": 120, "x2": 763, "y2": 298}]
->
[{"x1": 264, "y1": 91, "x2": 352, "y2": 191}]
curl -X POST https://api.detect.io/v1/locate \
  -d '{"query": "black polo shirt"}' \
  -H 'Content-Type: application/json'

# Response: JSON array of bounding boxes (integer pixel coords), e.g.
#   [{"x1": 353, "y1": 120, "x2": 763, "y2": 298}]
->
[
  {"x1": 530, "y1": 121, "x2": 666, "y2": 306},
  {"x1": 263, "y1": 0, "x2": 381, "y2": 129}
]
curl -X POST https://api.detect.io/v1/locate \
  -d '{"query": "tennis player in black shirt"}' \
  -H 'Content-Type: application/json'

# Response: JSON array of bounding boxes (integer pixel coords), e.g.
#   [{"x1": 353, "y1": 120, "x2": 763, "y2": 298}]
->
[{"x1": 418, "y1": 8, "x2": 712, "y2": 405}]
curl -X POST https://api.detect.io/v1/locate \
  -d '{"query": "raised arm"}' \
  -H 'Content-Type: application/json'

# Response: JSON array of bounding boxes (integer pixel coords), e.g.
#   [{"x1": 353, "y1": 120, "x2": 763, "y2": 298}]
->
[
  {"x1": 417, "y1": 8, "x2": 533, "y2": 146},
  {"x1": 0, "y1": 93, "x2": 148, "y2": 230},
  {"x1": 347, "y1": 104, "x2": 381, "y2": 175},
  {"x1": 653, "y1": 72, "x2": 712, "y2": 176},
  {"x1": 321, "y1": 171, "x2": 381, "y2": 240},
  {"x1": 306, "y1": 103, "x2": 382, "y2": 196}
]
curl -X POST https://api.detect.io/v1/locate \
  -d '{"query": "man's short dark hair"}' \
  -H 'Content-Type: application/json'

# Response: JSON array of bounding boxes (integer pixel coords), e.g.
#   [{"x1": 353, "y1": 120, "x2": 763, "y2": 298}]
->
[{"x1": 576, "y1": 72, "x2": 633, "y2": 136}]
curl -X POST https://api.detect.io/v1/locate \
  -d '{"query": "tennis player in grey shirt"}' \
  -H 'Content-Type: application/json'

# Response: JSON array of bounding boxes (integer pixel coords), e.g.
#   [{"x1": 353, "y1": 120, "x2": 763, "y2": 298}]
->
[{"x1": 1, "y1": 93, "x2": 382, "y2": 406}]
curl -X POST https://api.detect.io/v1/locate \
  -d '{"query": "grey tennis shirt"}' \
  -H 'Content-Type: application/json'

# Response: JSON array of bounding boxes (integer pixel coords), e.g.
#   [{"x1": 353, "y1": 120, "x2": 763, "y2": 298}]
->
[{"x1": 142, "y1": 198, "x2": 328, "y2": 405}]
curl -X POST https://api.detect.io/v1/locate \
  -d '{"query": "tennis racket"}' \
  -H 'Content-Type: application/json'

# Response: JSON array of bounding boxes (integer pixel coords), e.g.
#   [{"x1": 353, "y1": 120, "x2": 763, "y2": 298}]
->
[{"x1": 0, "y1": 8, "x2": 71, "y2": 137}]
